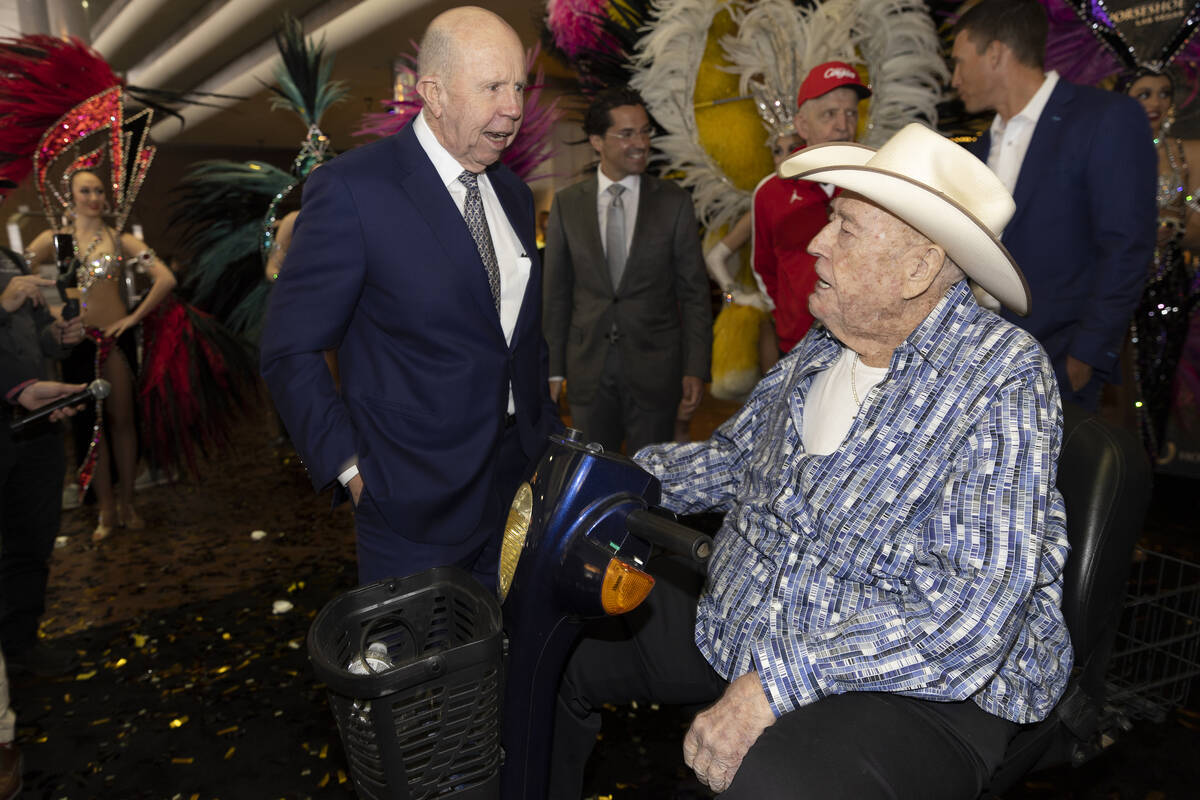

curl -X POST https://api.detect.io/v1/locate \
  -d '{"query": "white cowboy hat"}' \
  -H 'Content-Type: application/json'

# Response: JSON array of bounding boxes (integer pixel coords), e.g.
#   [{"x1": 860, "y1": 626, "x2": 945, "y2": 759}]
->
[{"x1": 779, "y1": 122, "x2": 1030, "y2": 316}]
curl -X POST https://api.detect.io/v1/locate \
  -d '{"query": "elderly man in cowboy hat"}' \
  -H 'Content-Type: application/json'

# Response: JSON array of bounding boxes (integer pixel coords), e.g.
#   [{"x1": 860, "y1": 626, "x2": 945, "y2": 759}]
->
[{"x1": 550, "y1": 123, "x2": 1071, "y2": 799}]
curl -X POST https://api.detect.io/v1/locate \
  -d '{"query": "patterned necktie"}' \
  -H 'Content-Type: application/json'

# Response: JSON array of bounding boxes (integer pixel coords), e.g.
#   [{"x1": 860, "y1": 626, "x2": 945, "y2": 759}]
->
[
  {"x1": 605, "y1": 183, "x2": 627, "y2": 289},
  {"x1": 458, "y1": 170, "x2": 501, "y2": 312}
]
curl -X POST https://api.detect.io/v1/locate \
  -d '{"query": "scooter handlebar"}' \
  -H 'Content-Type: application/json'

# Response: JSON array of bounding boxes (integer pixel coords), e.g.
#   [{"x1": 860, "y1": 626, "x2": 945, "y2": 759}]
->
[{"x1": 625, "y1": 508, "x2": 713, "y2": 563}]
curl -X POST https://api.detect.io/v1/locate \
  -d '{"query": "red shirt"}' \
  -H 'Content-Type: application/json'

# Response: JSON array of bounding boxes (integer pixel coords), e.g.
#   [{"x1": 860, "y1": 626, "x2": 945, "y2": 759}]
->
[{"x1": 751, "y1": 173, "x2": 833, "y2": 352}]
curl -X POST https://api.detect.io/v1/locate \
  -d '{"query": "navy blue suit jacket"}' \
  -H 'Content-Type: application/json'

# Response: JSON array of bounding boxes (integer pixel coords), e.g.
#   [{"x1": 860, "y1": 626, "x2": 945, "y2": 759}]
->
[
  {"x1": 967, "y1": 79, "x2": 1156, "y2": 392},
  {"x1": 260, "y1": 122, "x2": 557, "y2": 568}
]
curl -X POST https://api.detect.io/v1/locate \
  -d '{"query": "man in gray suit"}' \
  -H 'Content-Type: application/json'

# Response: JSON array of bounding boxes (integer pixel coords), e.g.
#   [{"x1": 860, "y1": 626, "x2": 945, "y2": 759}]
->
[{"x1": 544, "y1": 86, "x2": 711, "y2": 454}]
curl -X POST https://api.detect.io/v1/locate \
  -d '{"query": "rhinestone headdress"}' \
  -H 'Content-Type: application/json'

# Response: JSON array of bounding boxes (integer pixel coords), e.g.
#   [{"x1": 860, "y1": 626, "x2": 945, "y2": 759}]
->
[
  {"x1": 36, "y1": 87, "x2": 156, "y2": 233},
  {"x1": 0, "y1": 35, "x2": 155, "y2": 234}
]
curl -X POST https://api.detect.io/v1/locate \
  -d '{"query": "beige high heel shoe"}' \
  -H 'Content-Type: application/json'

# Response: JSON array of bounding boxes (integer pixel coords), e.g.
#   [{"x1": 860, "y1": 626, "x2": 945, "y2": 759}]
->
[{"x1": 93, "y1": 510, "x2": 117, "y2": 543}]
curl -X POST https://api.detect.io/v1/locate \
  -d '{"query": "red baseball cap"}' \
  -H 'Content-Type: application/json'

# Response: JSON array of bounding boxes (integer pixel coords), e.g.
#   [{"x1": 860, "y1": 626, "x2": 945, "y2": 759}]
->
[{"x1": 796, "y1": 61, "x2": 871, "y2": 108}]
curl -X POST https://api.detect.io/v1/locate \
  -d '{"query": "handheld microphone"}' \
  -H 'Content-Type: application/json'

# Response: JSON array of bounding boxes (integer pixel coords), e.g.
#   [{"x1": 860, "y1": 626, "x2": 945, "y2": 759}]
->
[
  {"x1": 52, "y1": 232, "x2": 80, "y2": 320},
  {"x1": 10, "y1": 379, "x2": 109, "y2": 434}
]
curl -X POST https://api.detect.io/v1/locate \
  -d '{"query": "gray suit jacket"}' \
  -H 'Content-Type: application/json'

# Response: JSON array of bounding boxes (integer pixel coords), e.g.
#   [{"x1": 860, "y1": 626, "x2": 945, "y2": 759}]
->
[{"x1": 543, "y1": 172, "x2": 711, "y2": 409}]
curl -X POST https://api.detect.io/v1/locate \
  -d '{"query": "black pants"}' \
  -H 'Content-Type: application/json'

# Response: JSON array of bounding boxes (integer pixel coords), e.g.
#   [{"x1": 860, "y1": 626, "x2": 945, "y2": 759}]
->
[
  {"x1": 0, "y1": 428, "x2": 65, "y2": 654},
  {"x1": 551, "y1": 557, "x2": 1018, "y2": 799},
  {"x1": 569, "y1": 345, "x2": 676, "y2": 456}
]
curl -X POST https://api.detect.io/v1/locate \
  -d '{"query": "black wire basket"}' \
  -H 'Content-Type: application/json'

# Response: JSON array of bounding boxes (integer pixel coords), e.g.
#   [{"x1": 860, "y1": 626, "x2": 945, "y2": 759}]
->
[
  {"x1": 308, "y1": 567, "x2": 503, "y2": 800},
  {"x1": 1107, "y1": 548, "x2": 1200, "y2": 722}
]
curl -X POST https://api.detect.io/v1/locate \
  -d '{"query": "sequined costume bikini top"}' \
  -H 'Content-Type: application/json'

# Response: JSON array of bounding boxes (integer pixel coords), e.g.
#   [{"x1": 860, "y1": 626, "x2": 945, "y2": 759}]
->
[
  {"x1": 73, "y1": 237, "x2": 154, "y2": 304},
  {"x1": 77, "y1": 251, "x2": 121, "y2": 293}
]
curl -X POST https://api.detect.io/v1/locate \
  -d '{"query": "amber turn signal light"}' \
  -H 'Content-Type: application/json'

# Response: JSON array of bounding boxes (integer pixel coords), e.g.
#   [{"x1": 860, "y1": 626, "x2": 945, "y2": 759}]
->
[{"x1": 600, "y1": 559, "x2": 655, "y2": 615}]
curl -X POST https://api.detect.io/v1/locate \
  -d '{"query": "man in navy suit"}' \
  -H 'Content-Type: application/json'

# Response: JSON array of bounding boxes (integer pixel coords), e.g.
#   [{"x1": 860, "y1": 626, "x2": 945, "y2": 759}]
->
[
  {"x1": 261, "y1": 6, "x2": 557, "y2": 588},
  {"x1": 952, "y1": 0, "x2": 1156, "y2": 410}
]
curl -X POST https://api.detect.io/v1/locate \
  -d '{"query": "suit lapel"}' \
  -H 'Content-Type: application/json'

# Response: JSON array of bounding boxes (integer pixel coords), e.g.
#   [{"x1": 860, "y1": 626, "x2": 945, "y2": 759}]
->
[
  {"x1": 568, "y1": 176, "x2": 610, "y2": 292},
  {"x1": 1010, "y1": 81, "x2": 1072, "y2": 229},
  {"x1": 622, "y1": 174, "x2": 656, "y2": 293},
  {"x1": 489, "y1": 166, "x2": 535, "y2": 263},
  {"x1": 392, "y1": 126, "x2": 503, "y2": 335}
]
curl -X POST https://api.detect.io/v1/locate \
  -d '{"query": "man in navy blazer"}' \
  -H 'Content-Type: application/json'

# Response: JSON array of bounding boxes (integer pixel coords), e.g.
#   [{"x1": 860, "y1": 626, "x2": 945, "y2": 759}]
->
[
  {"x1": 260, "y1": 6, "x2": 557, "y2": 588},
  {"x1": 952, "y1": 0, "x2": 1156, "y2": 410}
]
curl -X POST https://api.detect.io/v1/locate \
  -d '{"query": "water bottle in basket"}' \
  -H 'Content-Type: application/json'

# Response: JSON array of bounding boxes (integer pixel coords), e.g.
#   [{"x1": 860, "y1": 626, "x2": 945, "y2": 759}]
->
[{"x1": 347, "y1": 641, "x2": 394, "y2": 675}]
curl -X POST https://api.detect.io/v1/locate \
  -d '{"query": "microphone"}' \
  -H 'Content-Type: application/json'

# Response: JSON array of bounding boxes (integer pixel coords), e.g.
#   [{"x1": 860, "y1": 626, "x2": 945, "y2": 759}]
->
[
  {"x1": 53, "y1": 232, "x2": 80, "y2": 320},
  {"x1": 10, "y1": 379, "x2": 109, "y2": 434}
]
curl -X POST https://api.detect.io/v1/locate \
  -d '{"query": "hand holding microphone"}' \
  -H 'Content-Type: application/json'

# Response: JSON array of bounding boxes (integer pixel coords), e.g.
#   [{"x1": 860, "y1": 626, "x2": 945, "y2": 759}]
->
[
  {"x1": 0, "y1": 275, "x2": 55, "y2": 312},
  {"x1": 11, "y1": 379, "x2": 108, "y2": 433}
]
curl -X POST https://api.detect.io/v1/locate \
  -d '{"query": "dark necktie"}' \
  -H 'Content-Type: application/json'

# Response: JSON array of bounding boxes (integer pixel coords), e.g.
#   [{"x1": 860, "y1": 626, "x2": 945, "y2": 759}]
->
[{"x1": 458, "y1": 170, "x2": 501, "y2": 312}]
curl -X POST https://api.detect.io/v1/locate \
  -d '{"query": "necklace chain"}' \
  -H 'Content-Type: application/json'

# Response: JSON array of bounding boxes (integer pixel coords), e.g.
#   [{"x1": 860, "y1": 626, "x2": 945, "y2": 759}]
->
[
  {"x1": 72, "y1": 226, "x2": 105, "y2": 265},
  {"x1": 1159, "y1": 134, "x2": 1199, "y2": 214},
  {"x1": 850, "y1": 352, "x2": 862, "y2": 406},
  {"x1": 1162, "y1": 135, "x2": 1185, "y2": 198}
]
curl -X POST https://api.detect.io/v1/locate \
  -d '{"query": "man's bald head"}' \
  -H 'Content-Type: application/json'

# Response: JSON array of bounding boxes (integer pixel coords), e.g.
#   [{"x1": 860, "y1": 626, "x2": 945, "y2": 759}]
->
[{"x1": 418, "y1": 6, "x2": 520, "y2": 83}]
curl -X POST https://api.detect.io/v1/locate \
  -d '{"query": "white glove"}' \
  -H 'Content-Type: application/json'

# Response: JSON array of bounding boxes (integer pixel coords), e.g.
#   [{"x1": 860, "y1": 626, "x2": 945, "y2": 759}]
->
[{"x1": 703, "y1": 241, "x2": 736, "y2": 293}]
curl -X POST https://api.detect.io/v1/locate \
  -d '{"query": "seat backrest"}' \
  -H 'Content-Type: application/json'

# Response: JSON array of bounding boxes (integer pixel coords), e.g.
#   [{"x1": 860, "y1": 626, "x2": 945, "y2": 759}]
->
[
  {"x1": 1055, "y1": 404, "x2": 1152, "y2": 702},
  {"x1": 984, "y1": 406, "x2": 1152, "y2": 796}
]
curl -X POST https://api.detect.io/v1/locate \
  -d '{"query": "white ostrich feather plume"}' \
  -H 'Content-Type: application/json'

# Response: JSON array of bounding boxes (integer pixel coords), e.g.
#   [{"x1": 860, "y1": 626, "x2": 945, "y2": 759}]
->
[
  {"x1": 853, "y1": 0, "x2": 949, "y2": 146},
  {"x1": 630, "y1": 0, "x2": 748, "y2": 231},
  {"x1": 629, "y1": 0, "x2": 948, "y2": 231}
]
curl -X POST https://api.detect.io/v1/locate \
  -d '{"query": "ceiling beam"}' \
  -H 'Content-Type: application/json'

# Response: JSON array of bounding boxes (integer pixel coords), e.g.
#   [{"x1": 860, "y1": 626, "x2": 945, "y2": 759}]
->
[
  {"x1": 126, "y1": 0, "x2": 287, "y2": 91},
  {"x1": 93, "y1": 0, "x2": 176, "y2": 63},
  {"x1": 151, "y1": 0, "x2": 435, "y2": 143}
]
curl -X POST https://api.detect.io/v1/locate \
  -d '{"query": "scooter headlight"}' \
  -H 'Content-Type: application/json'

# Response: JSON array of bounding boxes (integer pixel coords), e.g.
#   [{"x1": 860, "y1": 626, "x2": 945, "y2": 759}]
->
[{"x1": 498, "y1": 481, "x2": 533, "y2": 602}]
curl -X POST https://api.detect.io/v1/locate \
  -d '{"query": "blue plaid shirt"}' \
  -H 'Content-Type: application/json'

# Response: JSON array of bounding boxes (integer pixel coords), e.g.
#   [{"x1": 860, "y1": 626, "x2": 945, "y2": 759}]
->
[{"x1": 636, "y1": 282, "x2": 1072, "y2": 724}]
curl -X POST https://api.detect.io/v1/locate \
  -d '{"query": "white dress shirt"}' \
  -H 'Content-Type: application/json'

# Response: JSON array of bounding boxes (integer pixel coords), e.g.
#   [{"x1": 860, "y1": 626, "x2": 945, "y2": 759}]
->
[{"x1": 987, "y1": 71, "x2": 1059, "y2": 194}]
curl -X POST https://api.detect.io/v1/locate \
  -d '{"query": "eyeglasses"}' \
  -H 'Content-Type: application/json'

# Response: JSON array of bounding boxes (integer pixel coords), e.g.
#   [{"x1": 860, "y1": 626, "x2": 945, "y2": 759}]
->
[{"x1": 606, "y1": 126, "x2": 654, "y2": 141}]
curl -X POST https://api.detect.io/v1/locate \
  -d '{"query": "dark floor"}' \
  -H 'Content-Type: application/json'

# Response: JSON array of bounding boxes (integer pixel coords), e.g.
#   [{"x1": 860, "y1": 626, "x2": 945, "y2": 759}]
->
[{"x1": 11, "y1": 394, "x2": 1200, "y2": 799}]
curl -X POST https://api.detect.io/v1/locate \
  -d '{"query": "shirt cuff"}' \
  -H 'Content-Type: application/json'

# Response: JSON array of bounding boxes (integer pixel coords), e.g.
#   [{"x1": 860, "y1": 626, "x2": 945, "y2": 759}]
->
[
  {"x1": 753, "y1": 627, "x2": 820, "y2": 717},
  {"x1": 5, "y1": 379, "x2": 36, "y2": 405},
  {"x1": 336, "y1": 464, "x2": 359, "y2": 486}
]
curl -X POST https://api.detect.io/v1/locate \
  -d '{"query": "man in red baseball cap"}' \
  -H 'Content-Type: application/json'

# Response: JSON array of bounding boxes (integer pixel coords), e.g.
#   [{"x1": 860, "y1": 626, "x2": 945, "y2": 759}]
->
[{"x1": 751, "y1": 60, "x2": 870, "y2": 359}]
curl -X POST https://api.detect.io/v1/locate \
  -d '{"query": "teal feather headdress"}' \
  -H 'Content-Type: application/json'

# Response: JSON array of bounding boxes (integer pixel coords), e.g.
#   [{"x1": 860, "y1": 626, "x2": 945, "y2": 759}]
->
[
  {"x1": 170, "y1": 160, "x2": 294, "y2": 340},
  {"x1": 171, "y1": 14, "x2": 351, "y2": 342},
  {"x1": 267, "y1": 13, "x2": 347, "y2": 178}
]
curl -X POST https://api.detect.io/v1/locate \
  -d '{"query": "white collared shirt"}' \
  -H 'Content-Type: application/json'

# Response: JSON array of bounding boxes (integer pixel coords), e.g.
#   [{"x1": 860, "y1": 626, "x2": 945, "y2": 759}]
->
[
  {"x1": 596, "y1": 169, "x2": 640, "y2": 258},
  {"x1": 987, "y1": 71, "x2": 1059, "y2": 194}
]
